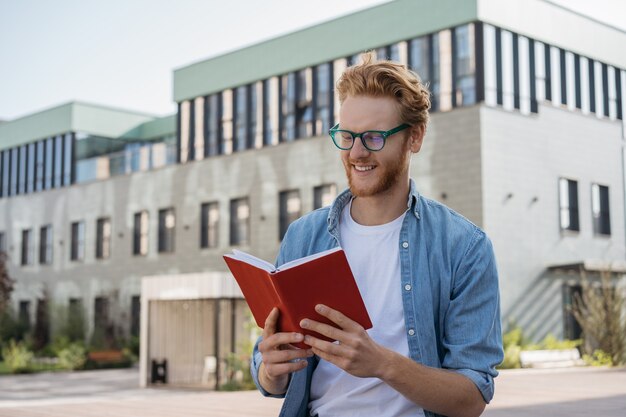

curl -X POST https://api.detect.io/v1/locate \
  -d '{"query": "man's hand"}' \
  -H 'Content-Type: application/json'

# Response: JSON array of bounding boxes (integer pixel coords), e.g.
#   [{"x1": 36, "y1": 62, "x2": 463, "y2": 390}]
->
[
  {"x1": 258, "y1": 307, "x2": 313, "y2": 395},
  {"x1": 300, "y1": 304, "x2": 486, "y2": 417},
  {"x1": 299, "y1": 304, "x2": 390, "y2": 378}
]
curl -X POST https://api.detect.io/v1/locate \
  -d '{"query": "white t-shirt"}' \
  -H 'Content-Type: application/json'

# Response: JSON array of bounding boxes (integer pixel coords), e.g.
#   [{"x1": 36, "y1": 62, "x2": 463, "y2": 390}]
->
[{"x1": 308, "y1": 199, "x2": 425, "y2": 417}]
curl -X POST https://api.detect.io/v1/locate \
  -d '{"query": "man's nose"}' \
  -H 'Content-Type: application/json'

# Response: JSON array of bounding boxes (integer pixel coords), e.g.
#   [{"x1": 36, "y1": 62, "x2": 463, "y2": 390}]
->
[{"x1": 349, "y1": 136, "x2": 370, "y2": 159}]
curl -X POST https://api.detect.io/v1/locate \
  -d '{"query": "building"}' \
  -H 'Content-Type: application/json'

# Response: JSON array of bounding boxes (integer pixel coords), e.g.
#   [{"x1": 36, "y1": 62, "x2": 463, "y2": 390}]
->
[{"x1": 1, "y1": 0, "x2": 625, "y2": 386}]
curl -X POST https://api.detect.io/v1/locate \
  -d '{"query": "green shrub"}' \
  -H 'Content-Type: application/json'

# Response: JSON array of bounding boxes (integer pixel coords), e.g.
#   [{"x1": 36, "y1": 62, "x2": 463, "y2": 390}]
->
[
  {"x1": 583, "y1": 349, "x2": 613, "y2": 367},
  {"x1": 57, "y1": 343, "x2": 87, "y2": 370},
  {"x1": 1, "y1": 339, "x2": 33, "y2": 373}
]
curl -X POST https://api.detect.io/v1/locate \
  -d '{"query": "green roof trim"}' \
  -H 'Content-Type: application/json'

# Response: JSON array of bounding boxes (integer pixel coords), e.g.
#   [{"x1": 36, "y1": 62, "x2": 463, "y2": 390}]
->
[
  {"x1": 173, "y1": 0, "x2": 477, "y2": 102},
  {"x1": 0, "y1": 102, "x2": 158, "y2": 150},
  {"x1": 121, "y1": 114, "x2": 177, "y2": 140}
]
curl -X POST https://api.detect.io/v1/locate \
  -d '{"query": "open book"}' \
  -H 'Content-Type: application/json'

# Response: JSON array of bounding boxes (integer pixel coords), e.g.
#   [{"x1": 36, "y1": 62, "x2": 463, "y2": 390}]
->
[{"x1": 223, "y1": 247, "x2": 372, "y2": 349}]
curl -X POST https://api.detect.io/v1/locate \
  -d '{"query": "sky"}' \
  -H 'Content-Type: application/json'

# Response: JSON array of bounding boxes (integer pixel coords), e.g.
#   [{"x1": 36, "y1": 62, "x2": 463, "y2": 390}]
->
[{"x1": 0, "y1": 0, "x2": 625, "y2": 121}]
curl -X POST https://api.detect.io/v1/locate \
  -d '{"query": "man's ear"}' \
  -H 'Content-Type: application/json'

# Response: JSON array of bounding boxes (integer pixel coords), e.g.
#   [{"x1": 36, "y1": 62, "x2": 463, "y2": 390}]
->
[{"x1": 408, "y1": 124, "x2": 425, "y2": 153}]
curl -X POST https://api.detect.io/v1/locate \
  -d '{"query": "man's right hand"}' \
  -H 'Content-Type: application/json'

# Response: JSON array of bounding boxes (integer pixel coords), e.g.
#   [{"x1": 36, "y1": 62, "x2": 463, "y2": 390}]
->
[{"x1": 258, "y1": 307, "x2": 313, "y2": 395}]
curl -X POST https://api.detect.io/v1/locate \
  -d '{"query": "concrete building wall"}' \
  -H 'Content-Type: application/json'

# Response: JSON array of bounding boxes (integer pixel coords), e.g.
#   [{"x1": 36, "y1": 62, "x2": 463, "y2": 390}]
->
[
  {"x1": 0, "y1": 107, "x2": 483, "y2": 338},
  {"x1": 481, "y1": 104, "x2": 625, "y2": 339}
]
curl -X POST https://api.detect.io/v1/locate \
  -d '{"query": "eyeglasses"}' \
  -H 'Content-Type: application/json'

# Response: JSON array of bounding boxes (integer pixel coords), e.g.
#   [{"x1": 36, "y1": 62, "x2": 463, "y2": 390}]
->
[{"x1": 329, "y1": 123, "x2": 410, "y2": 151}]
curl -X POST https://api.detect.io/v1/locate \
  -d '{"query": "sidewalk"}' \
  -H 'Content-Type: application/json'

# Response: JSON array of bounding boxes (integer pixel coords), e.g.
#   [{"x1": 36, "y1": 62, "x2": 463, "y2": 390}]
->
[{"x1": 0, "y1": 366, "x2": 624, "y2": 416}]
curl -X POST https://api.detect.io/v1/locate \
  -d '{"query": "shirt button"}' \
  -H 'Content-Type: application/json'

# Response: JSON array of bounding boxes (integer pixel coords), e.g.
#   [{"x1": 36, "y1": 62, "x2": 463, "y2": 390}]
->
[
  {"x1": 408, "y1": 329, "x2": 415, "y2": 336},
  {"x1": 404, "y1": 284, "x2": 412, "y2": 291},
  {"x1": 402, "y1": 241, "x2": 409, "y2": 249}
]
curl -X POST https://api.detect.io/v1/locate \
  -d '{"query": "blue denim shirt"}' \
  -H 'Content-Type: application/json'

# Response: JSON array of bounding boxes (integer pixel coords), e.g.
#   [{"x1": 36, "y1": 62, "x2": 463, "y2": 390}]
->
[{"x1": 251, "y1": 180, "x2": 503, "y2": 417}]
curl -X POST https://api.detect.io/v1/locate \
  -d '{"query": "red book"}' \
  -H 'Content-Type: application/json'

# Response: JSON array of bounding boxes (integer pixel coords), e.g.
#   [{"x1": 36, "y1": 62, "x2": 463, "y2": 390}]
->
[{"x1": 224, "y1": 247, "x2": 372, "y2": 349}]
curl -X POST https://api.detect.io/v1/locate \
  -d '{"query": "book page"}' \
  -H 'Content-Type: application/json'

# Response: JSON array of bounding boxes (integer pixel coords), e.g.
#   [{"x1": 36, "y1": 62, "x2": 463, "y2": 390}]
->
[
  {"x1": 278, "y1": 246, "x2": 342, "y2": 271},
  {"x1": 226, "y1": 249, "x2": 276, "y2": 272}
]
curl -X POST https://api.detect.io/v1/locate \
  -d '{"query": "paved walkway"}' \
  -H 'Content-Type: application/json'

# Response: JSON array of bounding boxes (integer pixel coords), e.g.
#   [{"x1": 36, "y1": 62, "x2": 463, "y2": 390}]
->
[{"x1": 0, "y1": 366, "x2": 624, "y2": 416}]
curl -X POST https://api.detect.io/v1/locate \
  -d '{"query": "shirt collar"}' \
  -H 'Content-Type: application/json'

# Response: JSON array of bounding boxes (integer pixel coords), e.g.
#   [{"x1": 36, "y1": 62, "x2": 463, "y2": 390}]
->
[{"x1": 327, "y1": 179, "x2": 421, "y2": 237}]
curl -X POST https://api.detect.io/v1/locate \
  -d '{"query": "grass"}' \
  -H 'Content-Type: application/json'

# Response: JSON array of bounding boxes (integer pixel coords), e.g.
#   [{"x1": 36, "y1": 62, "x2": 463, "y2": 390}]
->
[{"x1": 0, "y1": 360, "x2": 66, "y2": 375}]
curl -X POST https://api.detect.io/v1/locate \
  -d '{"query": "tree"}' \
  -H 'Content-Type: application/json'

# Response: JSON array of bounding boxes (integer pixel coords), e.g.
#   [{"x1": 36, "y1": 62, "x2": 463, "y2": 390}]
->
[
  {"x1": 572, "y1": 269, "x2": 626, "y2": 366},
  {"x1": 0, "y1": 251, "x2": 14, "y2": 316}
]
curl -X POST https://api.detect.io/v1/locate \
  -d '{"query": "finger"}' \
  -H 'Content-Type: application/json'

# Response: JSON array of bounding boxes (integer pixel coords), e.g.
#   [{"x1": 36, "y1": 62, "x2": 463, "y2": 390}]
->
[
  {"x1": 300, "y1": 318, "x2": 345, "y2": 342},
  {"x1": 264, "y1": 360, "x2": 308, "y2": 378},
  {"x1": 262, "y1": 348, "x2": 313, "y2": 364},
  {"x1": 304, "y1": 335, "x2": 343, "y2": 356},
  {"x1": 263, "y1": 307, "x2": 280, "y2": 338},
  {"x1": 311, "y1": 346, "x2": 342, "y2": 367},
  {"x1": 259, "y1": 332, "x2": 305, "y2": 351},
  {"x1": 315, "y1": 304, "x2": 362, "y2": 332}
]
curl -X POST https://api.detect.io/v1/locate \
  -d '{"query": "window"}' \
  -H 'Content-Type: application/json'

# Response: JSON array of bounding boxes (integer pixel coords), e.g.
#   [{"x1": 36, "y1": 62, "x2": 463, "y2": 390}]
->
[
  {"x1": 96, "y1": 217, "x2": 112, "y2": 259},
  {"x1": 19, "y1": 300, "x2": 31, "y2": 329},
  {"x1": 93, "y1": 296, "x2": 110, "y2": 339},
  {"x1": 315, "y1": 63, "x2": 332, "y2": 135},
  {"x1": 131, "y1": 295, "x2": 140, "y2": 337},
  {"x1": 21, "y1": 229, "x2": 33, "y2": 265},
  {"x1": 68, "y1": 298, "x2": 85, "y2": 341},
  {"x1": 10, "y1": 147, "x2": 18, "y2": 195},
  {"x1": 409, "y1": 36, "x2": 430, "y2": 85},
  {"x1": 281, "y1": 72, "x2": 296, "y2": 142},
  {"x1": 18, "y1": 145, "x2": 27, "y2": 194},
  {"x1": 263, "y1": 77, "x2": 280, "y2": 146},
  {"x1": 44, "y1": 137, "x2": 54, "y2": 189},
  {"x1": 279, "y1": 190, "x2": 301, "y2": 240},
  {"x1": 39, "y1": 225, "x2": 53, "y2": 265},
  {"x1": 193, "y1": 97, "x2": 205, "y2": 161},
  {"x1": 35, "y1": 140, "x2": 44, "y2": 191},
  {"x1": 230, "y1": 198, "x2": 250, "y2": 246},
  {"x1": 314, "y1": 184, "x2": 337, "y2": 209},
  {"x1": 591, "y1": 184, "x2": 610, "y2": 236},
  {"x1": 201, "y1": 202, "x2": 219, "y2": 249},
  {"x1": 0, "y1": 231, "x2": 6, "y2": 253},
  {"x1": 454, "y1": 24, "x2": 476, "y2": 106},
  {"x1": 63, "y1": 133, "x2": 73, "y2": 185},
  {"x1": 179, "y1": 100, "x2": 191, "y2": 163},
  {"x1": 158, "y1": 208, "x2": 175, "y2": 253},
  {"x1": 296, "y1": 68, "x2": 313, "y2": 138},
  {"x1": 431, "y1": 33, "x2": 441, "y2": 112},
  {"x1": 27, "y1": 142, "x2": 36, "y2": 193},
  {"x1": 205, "y1": 94, "x2": 220, "y2": 157},
  {"x1": 559, "y1": 178, "x2": 579, "y2": 232},
  {"x1": 133, "y1": 211, "x2": 149, "y2": 255},
  {"x1": 53, "y1": 135, "x2": 63, "y2": 187},
  {"x1": 221, "y1": 90, "x2": 234, "y2": 154},
  {"x1": 1, "y1": 150, "x2": 9, "y2": 198},
  {"x1": 234, "y1": 85, "x2": 249, "y2": 152},
  {"x1": 251, "y1": 81, "x2": 263, "y2": 148},
  {"x1": 70, "y1": 221, "x2": 85, "y2": 261}
]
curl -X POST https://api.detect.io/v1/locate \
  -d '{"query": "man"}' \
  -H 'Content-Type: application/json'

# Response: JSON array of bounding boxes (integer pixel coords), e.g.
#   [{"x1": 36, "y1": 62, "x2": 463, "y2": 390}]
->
[{"x1": 251, "y1": 52, "x2": 503, "y2": 417}]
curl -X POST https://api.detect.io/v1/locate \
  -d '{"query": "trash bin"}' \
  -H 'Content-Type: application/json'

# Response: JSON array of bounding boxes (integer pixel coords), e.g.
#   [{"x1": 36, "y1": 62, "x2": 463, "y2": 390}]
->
[{"x1": 151, "y1": 359, "x2": 168, "y2": 384}]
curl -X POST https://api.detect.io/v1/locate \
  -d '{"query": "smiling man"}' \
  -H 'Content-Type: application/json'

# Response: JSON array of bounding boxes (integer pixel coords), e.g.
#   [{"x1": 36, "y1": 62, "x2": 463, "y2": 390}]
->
[{"x1": 251, "y1": 52, "x2": 503, "y2": 417}]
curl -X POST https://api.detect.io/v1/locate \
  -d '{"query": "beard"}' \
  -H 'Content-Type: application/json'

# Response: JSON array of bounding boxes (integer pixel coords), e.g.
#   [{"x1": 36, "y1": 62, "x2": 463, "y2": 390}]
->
[{"x1": 344, "y1": 152, "x2": 410, "y2": 198}]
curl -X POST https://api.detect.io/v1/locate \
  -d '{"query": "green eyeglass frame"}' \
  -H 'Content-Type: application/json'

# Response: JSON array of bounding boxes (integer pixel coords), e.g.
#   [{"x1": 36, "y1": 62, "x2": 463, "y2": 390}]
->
[{"x1": 329, "y1": 123, "x2": 411, "y2": 151}]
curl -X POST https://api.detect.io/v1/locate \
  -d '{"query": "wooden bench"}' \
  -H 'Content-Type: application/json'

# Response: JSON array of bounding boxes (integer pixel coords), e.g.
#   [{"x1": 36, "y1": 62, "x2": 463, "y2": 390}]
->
[
  {"x1": 520, "y1": 348, "x2": 584, "y2": 368},
  {"x1": 87, "y1": 350, "x2": 124, "y2": 363}
]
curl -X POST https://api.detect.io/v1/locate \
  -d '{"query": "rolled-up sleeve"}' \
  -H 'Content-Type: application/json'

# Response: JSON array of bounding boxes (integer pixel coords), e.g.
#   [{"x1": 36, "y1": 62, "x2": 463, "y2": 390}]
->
[
  {"x1": 442, "y1": 229, "x2": 503, "y2": 403},
  {"x1": 251, "y1": 335, "x2": 287, "y2": 398}
]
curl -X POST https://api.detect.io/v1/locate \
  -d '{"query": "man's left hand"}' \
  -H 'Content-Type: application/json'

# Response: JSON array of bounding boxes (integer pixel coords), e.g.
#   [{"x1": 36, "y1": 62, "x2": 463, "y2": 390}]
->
[{"x1": 300, "y1": 304, "x2": 390, "y2": 378}]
